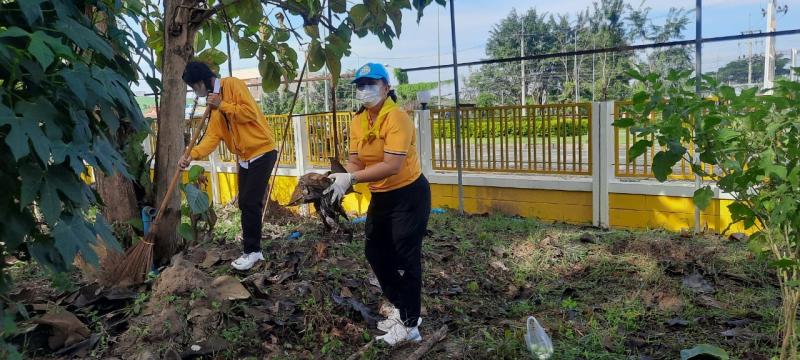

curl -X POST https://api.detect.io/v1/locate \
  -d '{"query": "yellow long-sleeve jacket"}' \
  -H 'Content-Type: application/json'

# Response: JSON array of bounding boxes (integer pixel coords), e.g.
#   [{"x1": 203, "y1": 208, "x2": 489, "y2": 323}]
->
[{"x1": 190, "y1": 77, "x2": 275, "y2": 161}]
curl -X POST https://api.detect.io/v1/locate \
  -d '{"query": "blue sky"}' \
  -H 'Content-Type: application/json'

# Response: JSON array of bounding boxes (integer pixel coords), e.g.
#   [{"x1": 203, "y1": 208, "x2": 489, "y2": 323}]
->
[{"x1": 132, "y1": 0, "x2": 800, "y2": 92}]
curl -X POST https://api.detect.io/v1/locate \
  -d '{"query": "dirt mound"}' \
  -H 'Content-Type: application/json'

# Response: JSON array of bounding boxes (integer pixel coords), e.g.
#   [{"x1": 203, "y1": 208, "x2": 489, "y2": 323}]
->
[{"x1": 152, "y1": 254, "x2": 212, "y2": 298}]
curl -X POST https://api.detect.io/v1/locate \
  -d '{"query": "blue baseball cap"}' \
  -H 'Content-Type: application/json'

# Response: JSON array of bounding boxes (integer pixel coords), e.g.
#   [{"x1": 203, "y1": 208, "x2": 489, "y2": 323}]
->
[{"x1": 351, "y1": 63, "x2": 389, "y2": 84}]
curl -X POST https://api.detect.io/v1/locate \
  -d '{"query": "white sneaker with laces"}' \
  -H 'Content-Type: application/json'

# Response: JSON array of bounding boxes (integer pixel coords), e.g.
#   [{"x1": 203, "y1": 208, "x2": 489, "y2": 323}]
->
[
  {"x1": 376, "y1": 318, "x2": 423, "y2": 346},
  {"x1": 231, "y1": 252, "x2": 264, "y2": 271}
]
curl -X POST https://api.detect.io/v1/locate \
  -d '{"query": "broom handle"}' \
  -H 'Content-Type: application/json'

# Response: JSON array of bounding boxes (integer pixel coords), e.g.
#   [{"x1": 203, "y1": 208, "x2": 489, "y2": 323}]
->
[{"x1": 152, "y1": 106, "x2": 212, "y2": 225}]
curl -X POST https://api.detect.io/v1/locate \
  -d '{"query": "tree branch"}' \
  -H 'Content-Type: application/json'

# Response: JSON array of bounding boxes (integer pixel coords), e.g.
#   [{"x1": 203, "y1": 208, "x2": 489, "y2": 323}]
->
[{"x1": 192, "y1": 0, "x2": 239, "y2": 28}]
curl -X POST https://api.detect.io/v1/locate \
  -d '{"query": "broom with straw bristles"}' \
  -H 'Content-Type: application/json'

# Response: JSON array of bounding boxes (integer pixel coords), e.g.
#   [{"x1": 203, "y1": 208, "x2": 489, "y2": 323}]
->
[{"x1": 110, "y1": 98, "x2": 211, "y2": 286}]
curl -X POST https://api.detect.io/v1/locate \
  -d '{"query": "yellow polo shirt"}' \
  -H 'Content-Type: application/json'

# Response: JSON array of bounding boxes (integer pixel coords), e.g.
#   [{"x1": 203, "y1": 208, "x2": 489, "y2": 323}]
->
[
  {"x1": 190, "y1": 77, "x2": 275, "y2": 161},
  {"x1": 349, "y1": 99, "x2": 421, "y2": 192}
]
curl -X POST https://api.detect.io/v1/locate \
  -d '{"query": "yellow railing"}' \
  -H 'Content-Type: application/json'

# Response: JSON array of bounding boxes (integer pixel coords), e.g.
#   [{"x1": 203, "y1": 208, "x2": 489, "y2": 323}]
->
[
  {"x1": 430, "y1": 104, "x2": 592, "y2": 175},
  {"x1": 305, "y1": 112, "x2": 352, "y2": 167},
  {"x1": 613, "y1": 101, "x2": 712, "y2": 180},
  {"x1": 147, "y1": 114, "x2": 296, "y2": 167}
]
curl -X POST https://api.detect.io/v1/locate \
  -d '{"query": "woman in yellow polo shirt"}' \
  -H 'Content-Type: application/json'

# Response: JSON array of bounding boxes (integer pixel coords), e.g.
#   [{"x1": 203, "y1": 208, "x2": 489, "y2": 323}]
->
[
  {"x1": 326, "y1": 63, "x2": 431, "y2": 345},
  {"x1": 178, "y1": 61, "x2": 277, "y2": 271}
]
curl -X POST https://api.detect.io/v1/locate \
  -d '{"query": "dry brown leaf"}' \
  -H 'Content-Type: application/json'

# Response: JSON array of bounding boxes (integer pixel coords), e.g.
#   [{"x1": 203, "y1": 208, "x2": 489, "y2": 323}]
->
[
  {"x1": 210, "y1": 275, "x2": 251, "y2": 301},
  {"x1": 340, "y1": 287, "x2": 353, "y2": 298},
  {"x1": 200, "y1": 251, "x2": 220, "y2": 269},
  {"x1": 33, "y1": 310, "x2": 90, "y2": 350}
]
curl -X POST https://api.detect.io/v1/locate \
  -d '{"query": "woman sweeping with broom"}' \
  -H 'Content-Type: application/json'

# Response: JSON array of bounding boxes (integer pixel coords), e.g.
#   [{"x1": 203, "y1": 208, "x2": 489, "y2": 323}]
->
[
  {"x1": 325, "y1": 63, "x2": 431, "y2": 346},
  {"x1": 178, "y1": 61, "x2": 277, "y2": 271}
]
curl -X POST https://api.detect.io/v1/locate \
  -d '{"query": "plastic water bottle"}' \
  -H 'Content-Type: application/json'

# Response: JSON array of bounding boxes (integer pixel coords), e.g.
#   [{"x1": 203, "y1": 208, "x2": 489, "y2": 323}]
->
[{"x1": 525, "y1": 316, "x2": 553, "y2": 359}]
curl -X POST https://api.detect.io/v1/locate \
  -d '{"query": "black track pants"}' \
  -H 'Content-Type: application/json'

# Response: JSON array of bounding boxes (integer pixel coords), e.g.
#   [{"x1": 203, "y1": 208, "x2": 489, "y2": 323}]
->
[
  {"x1": 365, "y1": 175, "x2": 431, "y2": 327},
  {"x1": 237, "y1": 150, "x2": 277, "y2": 253}
]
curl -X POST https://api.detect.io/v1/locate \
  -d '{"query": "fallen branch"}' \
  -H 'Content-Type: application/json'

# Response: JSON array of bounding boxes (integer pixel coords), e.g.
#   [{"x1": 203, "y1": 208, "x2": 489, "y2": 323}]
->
[
  {"x1": 346, "y1": 340, "x2": 374, "y2": 360},
  {"x1": 407, "y1": 325, "x2": 448, "y2": 360}
]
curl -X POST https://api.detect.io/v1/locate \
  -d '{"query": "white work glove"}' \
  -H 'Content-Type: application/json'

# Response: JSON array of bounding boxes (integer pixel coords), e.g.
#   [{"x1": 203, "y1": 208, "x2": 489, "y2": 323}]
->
[{"x1": 324, "y1": 173, "x2": 353, "y2": 203}]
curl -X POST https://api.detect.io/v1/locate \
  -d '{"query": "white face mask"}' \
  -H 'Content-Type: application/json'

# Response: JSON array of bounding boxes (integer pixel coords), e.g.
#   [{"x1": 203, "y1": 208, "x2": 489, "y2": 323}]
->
[{"x1": 356, "y1": 85, "x2": 384, "y2": 108}]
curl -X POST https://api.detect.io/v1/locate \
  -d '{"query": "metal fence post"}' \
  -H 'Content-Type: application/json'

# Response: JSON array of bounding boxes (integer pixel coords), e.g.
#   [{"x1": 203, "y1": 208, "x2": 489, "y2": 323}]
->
[
  {"x1": 591, "y1": 102, "x2": 601, "y2": 227},
  {"x1": 593, "y1": 101, "x2": 612, "y2": 229},
  {"x1": 416, "y1": 110, "x2": 434, "y2": 176},
  {"x1": 293, "y1": 115, "x2": 310, "y2": 216},
  {"x1": 209, "y1": 151, "x2": 221, "y2": 204},
  {"x1": 602, "y1": 101, "x2": 616, "y2": 228}
]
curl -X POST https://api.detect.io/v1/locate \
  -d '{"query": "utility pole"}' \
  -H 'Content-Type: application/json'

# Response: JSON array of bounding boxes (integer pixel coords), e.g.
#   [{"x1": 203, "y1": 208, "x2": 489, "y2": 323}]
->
[
  {"x1": 574, "y1": 30, "x2": 579, "y2": 103},
  {"x1": 520, "y1": 31, "x2": 525, "y2": 108},
  {"x1": 448, "y1": 0, "x2": 464, "y2": 214},
  {"x1": 437, "y1": 5, "x2": 442, "y2": 108},
  {"x1": 792, "y1": 48, "x2": 798, "y2": 81},
  {"x1": 592, "y1": 33, "x2": 597, "y2": 101},
  {"x1": 763, "y1": 0, "x2": 777, "y2": 91}
]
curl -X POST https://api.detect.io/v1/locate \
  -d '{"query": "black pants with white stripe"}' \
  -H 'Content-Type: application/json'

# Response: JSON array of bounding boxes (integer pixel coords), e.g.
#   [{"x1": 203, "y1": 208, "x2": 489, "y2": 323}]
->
[
  {"x1": 365, "y1": 175, "x2": 431, "y2": 327},
  {"x1": 237, "y1": 150, "x2": 277, "y2": 253}
]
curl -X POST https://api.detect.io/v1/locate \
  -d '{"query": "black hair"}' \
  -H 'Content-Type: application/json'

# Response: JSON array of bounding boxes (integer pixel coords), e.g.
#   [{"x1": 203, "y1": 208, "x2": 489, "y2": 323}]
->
[
  {"x1": 182, "y1": 61, "x2": 215, "y2": 91},
  {"x1": 355, "y1": 79, "x2": 397, "y2": 114}
]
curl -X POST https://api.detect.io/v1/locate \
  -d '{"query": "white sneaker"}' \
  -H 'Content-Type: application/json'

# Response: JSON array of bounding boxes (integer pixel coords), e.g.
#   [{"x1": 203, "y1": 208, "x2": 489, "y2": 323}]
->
[
  {"x1": 376, "y1": 319, "x2": 422, "y2": 346},
  {"x1": 231, "y1": 252, "x2": 264, "y2": 271}
]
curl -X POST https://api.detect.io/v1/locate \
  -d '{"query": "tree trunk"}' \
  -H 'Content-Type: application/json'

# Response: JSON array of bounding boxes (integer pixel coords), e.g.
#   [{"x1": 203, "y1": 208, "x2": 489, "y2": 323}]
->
[
  {"x1": 96, "y1": 171, "x2": 138, "y2": 224},
  {"x1": 153, "y1": 0, "x2": 198, "y2": 265},
  {"x1": 90, "y1": 6, "x2": 140, "y2": 246}
]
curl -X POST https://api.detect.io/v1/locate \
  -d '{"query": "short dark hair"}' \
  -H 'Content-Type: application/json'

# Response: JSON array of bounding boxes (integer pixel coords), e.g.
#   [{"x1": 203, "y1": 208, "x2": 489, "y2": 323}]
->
[{"x1": 182, "y1": 61, "x2": 215, "y2": 90}]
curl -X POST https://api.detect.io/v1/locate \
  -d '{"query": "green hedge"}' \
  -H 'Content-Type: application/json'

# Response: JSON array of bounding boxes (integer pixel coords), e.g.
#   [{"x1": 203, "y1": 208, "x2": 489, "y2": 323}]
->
[{"x1": 432, "y1": 117, "x2": 589, "y2": 138}]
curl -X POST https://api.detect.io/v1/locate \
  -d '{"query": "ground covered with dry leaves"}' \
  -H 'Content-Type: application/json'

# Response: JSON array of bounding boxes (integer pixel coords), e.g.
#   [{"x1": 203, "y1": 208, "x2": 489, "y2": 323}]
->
[{"x1": 7, "y1": 206, "x2": 781, "y2": 359}]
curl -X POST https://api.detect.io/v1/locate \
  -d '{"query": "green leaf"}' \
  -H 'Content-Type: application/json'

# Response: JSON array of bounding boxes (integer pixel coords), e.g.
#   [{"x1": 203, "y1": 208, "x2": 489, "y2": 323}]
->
[
  {"x1": 178, "y1": 223, "x2": 194, "y2": 242},
  {"x1": 196, "y1": 48, "x2": 228, "y2": 65},
  {"x1": 52, "y1": 216, "x2": 99, "y2": 267},
  {"x1": 625, "y1": 68, "x2": 646, "y2": 82},
  {"x1": 692, "y1": 186, "x2": 714, "y2": 211},
  {"x1": 308, "y1": 40, "x2": 325, "y2": 72},
  {"x1": 331, "y1": 0, "x2": 346, "y2": 13},
  {"x1": 275, "y1": 29, "x2": 290, "y2": 42},
  {"x1": 237, "y1": 0, "x2": 263, "y2": 27},
  {"x1": 238, "y1": 38, "x2": 258, "y2": 58},
  {"x1": 94, "y1": 214, "x2": 122, "y2": 252},
  {"x1": 54, "y1": 18, "x2": 114, "y2": 60},
  {"x1": 652, "y1": 151, "x2": 682, "y2": 182},
  {"x1": 628, "y1": 139, "x2": 652, "y2": 161},
  {"x1": 19, "y1": 0, "x2": 46, "y2": 25},
  {"x1": 632, "y1": 91, "x2": 648, "y2": 104},
  {"x1": 770, "y1": 258, "x2": 798, "y2": 269},
  {"x1": 208, "y1": 23, "x2": 222, "y2": 47},
  {"x1": 350, "y1": 4, "x2": 369, "y2": 27},
  {"x1": 28, "y1": 33, "x2": 54, "y2": 68},
  {"x1": 19, "y1": 161, "x2": 43, "y2": 209},
  {"x1": 325, "y1": 49, "x2": 342, "y2": 86},
  {"x1": 184, "y1": 184, "x2": 209, "y2": 215},
  {"x1": 194, "y1": 32, "x2": 205, "y2": 51},
  {"x1": 188, "y1": 165, "x2": 204, "y2": 182},
  {"x1": 39, "y1": 181, "x2": 62, "y2": 226},
  {"x1": 680, "y1": 344, "x2": 728, "y2": 360},
  {"x1": 0, "y1": 27, "x2": 29, "y2": 39},
  {"x1": 258, "y1": 60, "x2": 282, "y2": 93},
  {"x1": 612, "y1": 117, "x2": 635, "y2": 128}
]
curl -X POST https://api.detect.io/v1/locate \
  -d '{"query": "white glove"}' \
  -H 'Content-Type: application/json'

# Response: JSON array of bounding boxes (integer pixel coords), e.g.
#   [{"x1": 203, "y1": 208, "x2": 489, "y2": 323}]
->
[{"x1": 324, "y1": 173, "x2": 353, "y2": 203}]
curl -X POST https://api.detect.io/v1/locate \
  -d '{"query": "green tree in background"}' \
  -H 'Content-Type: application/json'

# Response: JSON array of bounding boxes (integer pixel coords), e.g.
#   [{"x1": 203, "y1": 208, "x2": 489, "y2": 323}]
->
[
  {"x1": 394, "y1": 67, "x2": 409, "y2": 84},
  {"x1": 468, "y1": 0, "x2": 691, "y2": 105},
  {"x1": 708, "y1": 54, "x2": 792, "y2": 85}
]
